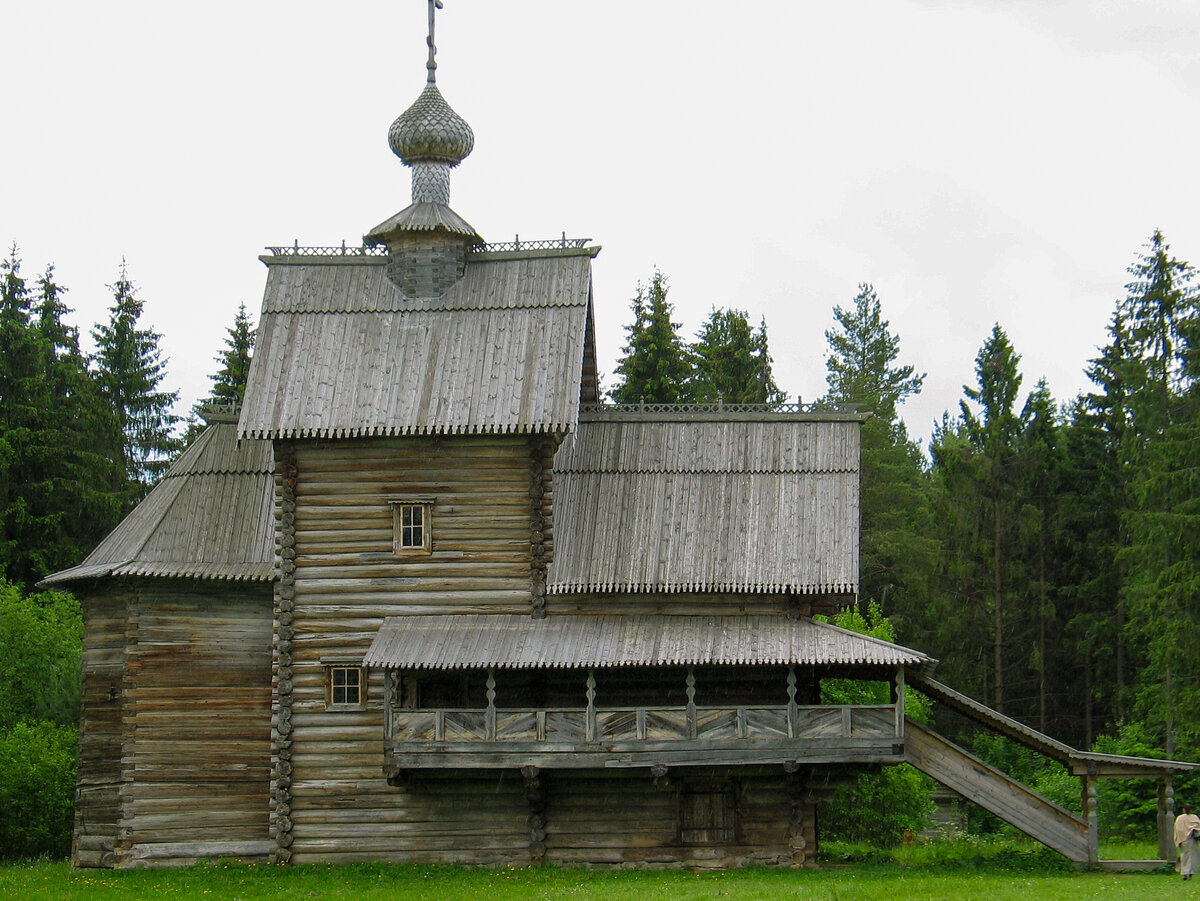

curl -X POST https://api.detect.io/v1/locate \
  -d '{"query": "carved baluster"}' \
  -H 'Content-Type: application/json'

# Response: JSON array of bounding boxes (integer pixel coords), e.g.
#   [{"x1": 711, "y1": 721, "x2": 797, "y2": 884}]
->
[
  {"x1": 486, "y1": 669, "x2": 497, "y2": 741},
  {"x1": 585, "y1": 669, "x2": 597, "y2": 743},
  {"x1": 686, "y1": 668, "x2": 697, "y2": 739}
]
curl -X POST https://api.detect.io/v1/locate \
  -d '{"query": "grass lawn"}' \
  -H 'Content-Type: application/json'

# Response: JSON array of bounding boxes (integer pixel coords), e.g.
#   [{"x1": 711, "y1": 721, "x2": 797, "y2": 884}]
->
[{"x1": 0, "y1": 859, "x2": 1186, "y2": 901}]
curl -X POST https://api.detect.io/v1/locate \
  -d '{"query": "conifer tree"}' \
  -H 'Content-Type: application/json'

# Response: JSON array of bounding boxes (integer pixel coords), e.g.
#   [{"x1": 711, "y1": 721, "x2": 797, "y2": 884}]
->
[
  {"x1": 1116, "y1": 232, "x2": 1200, "y2": 755},
  {"x1": 610, "y1": 271, "x2": 693, "y2": 404},
  {"x1": 208, "y1": 302, "x2": 255, "y2": 406},
  {"x1": 821, "y1": 284, "x2": 935, "y2": 637},
  {"x1": 1017, "y1": 379, "x2": 1066, "y2": 733},
  {"x1": 0, "y1": 245, "x2": 55, "y2": 585},
  {"x1": 824, "y1": 284, "x2": 924, "y2": 434},
  {"x1": 32, "y1": 266, "x2": 124, "y2": 573},
  {"x1": 1059, "y1": 314, "x2": 1137, "y2": 742},
  {"x1": 91, "y1": 262, "x2": 181, "y2": 505},
  {"x1": 932, "y1": 325, "x2": 1029, "y2": 713},
  {"x1": 184, "y1": 303, "x2": 257, "y2": 442},
  {"x1": 690, "y1": 308, "x2": 785, "y2": 405}
]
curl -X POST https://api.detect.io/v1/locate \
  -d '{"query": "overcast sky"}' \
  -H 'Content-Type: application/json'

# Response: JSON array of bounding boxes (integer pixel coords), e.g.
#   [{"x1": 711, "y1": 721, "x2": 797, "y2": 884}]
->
[{"x1": 4, "y1": 1, "x2": 1199, "y2": 447}]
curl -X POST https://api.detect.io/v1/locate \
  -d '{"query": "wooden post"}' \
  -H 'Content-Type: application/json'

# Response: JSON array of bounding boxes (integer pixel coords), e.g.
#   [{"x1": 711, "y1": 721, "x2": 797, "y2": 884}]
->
[
  {"x1": 1081, "y1": 774, "x2": 1099, "y2": 866},
  {"x1": 1159, "y1": 778, "x2": 1175, "y2": 861},
  {"x1": 894, "y1": 667, "x2": 906, "y2": 739},
  {"x1": 522, "y1": 765, "x2": 546, "y2": 866},
  {"x1": 685, "y1": 668, "x2": 697, "y2": 739},
  {"x1": 585, "y1": 669, "x2": 596, "y2": 743},
  {"x1": 485, "y1": 669, "x2": 497, "y2": 741}
]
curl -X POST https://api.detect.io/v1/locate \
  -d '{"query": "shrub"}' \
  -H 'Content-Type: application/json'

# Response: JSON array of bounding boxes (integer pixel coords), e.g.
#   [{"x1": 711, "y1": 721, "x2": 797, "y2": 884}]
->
[
  {"x1": 0, "y1": 582, "x2": 83, "y2": 728},
  {"x1": 0, "y1": 720, "x2": 77, "y2": 859},
  {"x1": 819, "y1": 764, "x2": 936, "y2": 845}
]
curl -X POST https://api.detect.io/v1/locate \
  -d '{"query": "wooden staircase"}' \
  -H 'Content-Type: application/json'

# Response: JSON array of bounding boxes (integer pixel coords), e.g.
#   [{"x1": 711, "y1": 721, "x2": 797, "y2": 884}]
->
[{"x1": 904, "y1": 719, "x2": 1091, "y2": 862}]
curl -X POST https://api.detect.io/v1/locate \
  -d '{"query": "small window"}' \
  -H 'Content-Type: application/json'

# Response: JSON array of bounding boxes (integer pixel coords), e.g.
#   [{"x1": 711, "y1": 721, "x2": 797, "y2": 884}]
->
[
  {"x1": 391, "y1": 501, "x2": 432, "y2": 554},
  {"x1": 327, "y1": 666, "x2": 364, "y2": 708}
]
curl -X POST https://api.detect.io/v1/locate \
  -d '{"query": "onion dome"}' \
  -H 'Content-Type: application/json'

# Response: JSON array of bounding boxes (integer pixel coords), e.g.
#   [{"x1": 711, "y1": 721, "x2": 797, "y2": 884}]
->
[{"x1": 388, "y1": 84, "x2": 474, "y2": 167}]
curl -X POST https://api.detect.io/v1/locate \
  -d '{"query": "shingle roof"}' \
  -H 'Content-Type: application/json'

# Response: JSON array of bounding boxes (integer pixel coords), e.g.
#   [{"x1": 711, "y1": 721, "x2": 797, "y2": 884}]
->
[
  {"x1": 39, "y1": 422, "x2": 276, "y2": 587},
  {"x1": 238, "y1": 248, "x2": 596, "y2": 439},
  {"x1": 548, "y1": 413, "x2": 862, "y2": 595},
  {"x1": 364, "y1": 613, "x2": 932, "y2": 670}
]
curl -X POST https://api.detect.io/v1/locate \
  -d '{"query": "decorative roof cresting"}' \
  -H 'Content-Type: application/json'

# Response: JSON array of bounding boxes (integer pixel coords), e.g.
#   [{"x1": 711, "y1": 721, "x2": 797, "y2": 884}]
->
[{"x1": 388, "y1": 0, "x2": 474, "y2": 170}]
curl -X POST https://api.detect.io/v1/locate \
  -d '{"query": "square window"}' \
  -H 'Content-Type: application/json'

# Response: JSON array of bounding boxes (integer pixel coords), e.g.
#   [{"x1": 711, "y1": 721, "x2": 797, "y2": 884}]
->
[
  {"x1": 327, "y1": 666, "x2": 363, "y2": 708},
  {"x1": 391, "y1": 501, "x2": 432, "y2": 554}
]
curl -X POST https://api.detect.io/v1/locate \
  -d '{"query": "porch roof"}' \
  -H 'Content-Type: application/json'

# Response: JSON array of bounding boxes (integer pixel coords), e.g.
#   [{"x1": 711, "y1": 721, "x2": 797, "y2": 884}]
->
[{"x1": 363, "y1": 613, "x2": 935, "y2": 671}]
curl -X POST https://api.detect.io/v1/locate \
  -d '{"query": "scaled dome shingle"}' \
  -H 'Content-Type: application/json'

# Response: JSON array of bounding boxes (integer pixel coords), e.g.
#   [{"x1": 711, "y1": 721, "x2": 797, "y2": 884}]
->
[{"x1": 388, "y1": 84, "x2": 474, "y2": 166}]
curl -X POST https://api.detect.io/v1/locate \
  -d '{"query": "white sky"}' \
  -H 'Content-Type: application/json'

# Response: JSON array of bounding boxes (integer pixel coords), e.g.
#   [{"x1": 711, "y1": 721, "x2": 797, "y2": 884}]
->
[{"x1": 4, "y1": 1, "x2": 1199, "y2": 447}]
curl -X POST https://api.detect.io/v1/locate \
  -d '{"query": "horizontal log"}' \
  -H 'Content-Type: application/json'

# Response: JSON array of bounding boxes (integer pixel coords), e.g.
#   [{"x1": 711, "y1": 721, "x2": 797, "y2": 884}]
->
[{"x1": 127, "y1": 840, "x2": 274, "y2": 861}]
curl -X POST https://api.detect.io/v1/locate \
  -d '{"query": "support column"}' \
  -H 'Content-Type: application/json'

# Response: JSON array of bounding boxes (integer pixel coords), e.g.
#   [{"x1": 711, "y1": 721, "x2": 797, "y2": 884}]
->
[
  {"x1": 1159, "y1": 777, "x2": 1176, "y2": 861},
  {"x1": 522, "y1": 765, "x2": 546, "y2": 865},
  {"x1": 1081, "y1": 773, "x2": 1099, "y2": 866},
  {"x1": 894, "y1": 668, "x2": 906, "y2": 739}
]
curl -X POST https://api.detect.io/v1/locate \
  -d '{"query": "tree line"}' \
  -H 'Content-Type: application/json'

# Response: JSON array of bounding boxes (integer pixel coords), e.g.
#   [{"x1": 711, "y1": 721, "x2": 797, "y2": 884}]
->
[
  {"x1": 609, "y1": 231, "x2": 1200, "y2": 779},
  {"x1": 1, "y1": 231, "x2": 1196, "y2": 851}
]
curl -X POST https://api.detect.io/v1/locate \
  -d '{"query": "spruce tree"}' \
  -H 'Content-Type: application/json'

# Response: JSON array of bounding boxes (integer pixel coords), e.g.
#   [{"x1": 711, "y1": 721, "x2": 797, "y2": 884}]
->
[
  {"x1": 690, "y1": 308, "x2": 785, "y2": 405},
  {"x1": 209, "y1": 302, "x2": 255, "y2": 406},
  {"x1": 609, "y1": 271, "x2": 693, "y2": 404},
  {"x1": 0, "y1": 245, "x2": 55, "y2": 585},
  {"x1": 1116, "y1": 232, "x2": 1200, "y2": 755},
  {"x1": 933, "y1": 325, "x2": 1030, "y2": 713},
  {"x1": 1059, "y1": 314, "x2": 1137, "y2": 742},
  {"x1": 184, "y1": 302, "x2": 257, "y2": 441},
  {"x1": 824, "y1": 284, "x2": 924, "y2": 433},
  {"x1": 91, "y1": 262, "x2": 181, "y2": 506},
  {"x1": 32, "y1": 266, "x2": 124, "y2": 573},
  {"x1": 820, "y1": 283, "x2": 935, "y2": 636},
  {"x1": 1017, "y1": 379, "x2": 1066, "y2": 733}
]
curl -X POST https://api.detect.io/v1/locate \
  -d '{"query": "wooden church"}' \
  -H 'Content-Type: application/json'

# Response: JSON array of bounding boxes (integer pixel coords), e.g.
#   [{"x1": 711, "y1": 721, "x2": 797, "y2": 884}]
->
[{"x1": 44, "y1": 2, "x2": 1196, "y2": 870}]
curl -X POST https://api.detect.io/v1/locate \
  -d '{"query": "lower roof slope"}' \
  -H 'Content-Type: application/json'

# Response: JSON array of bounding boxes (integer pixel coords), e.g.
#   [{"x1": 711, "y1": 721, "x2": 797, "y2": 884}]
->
[
  {"x1": 365, "y1": 613, "x2": 932, "y2": 671},
  {"x1": 548, "y1": 408, "x2": 865, "y2": 596},
  {"x1": 39, "y1": 418, "x2": 275, "y2": 587}
]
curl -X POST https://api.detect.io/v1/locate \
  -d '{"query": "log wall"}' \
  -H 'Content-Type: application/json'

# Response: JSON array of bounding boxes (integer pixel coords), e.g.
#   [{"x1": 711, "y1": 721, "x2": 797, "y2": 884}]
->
[
  {"x1": 540, "y1": 770, "x2": 814, "y2": 867},
  {"x1": 73, "y1": 579, "x2": 273, "y2": 868},
  {"x1": 73, "y1": 588, "x2": 126, "y2": 867},
  {"x1": 284, "y1": 435, "x2": 540, "y2": 863},
  {"x1": 280, "y1": 434, "x2": 827, "y2": 866}
]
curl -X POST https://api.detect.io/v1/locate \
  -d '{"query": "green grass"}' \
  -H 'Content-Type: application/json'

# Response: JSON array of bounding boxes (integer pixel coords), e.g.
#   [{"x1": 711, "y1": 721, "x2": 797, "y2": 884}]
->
[{"x1": 0, "y1": 858, "x2": 1186, "y2": 901}]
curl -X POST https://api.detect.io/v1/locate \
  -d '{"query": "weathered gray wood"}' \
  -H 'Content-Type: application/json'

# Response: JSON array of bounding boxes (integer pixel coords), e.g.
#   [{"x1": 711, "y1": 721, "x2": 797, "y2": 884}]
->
[{"x1": 905, "y1": 720, "x2": 1089, "y2": 862}]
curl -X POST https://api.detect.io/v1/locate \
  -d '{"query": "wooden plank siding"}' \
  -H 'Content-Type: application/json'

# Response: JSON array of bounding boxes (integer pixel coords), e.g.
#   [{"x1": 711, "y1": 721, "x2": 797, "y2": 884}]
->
[
  {"x1": 281, "y1": 434, "x2": 543, "y2": 862},
  {"x1": 73, "y1": 581, "x2": 273, "y2": 868}
]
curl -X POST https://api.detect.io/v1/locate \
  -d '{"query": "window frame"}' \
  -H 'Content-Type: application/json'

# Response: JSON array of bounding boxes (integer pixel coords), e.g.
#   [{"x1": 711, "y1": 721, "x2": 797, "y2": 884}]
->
[
  {"x1": 388, "y1": 495, "x2": 436, "y2": 555},
  {"x1": 325, "y1": 664, "x2": 365, "y2": 709}
]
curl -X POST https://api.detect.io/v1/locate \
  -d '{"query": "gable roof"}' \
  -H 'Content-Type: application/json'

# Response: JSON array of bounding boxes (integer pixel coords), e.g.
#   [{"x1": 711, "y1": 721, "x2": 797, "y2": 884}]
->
[
  {"x1": 548, "y1": 408, "x2": 865, "y2": 595},
  {"x1": 39, "y1": 419, "x2": 276, "y2": 587},
  {"x1": 364, "y1": 613, "x2": 932, "y2": 670},
  {"x1": 238, "y1": 246, "x2": 597, "y2": 440}
]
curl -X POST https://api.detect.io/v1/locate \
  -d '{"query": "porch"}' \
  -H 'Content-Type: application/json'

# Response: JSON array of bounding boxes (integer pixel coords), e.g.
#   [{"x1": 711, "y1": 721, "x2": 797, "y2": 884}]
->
[{"x1": 365, "y1": 613, "x2": 927, "y2": 775}]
